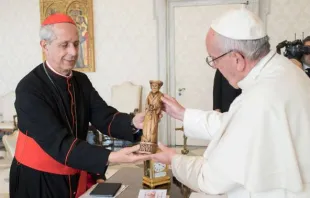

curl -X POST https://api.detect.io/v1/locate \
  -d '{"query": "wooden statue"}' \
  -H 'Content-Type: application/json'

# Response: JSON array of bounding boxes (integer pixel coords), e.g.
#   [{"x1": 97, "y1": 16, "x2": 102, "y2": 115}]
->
[{"x1": 139, "y1": 80, "x2": 163, "y2": 154}]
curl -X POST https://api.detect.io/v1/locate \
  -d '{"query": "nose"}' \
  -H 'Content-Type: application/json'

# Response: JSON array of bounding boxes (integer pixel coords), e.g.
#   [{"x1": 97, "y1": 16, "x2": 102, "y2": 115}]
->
[{"x1": 68, "y1": 44, "x2": 78, "y2": 57}]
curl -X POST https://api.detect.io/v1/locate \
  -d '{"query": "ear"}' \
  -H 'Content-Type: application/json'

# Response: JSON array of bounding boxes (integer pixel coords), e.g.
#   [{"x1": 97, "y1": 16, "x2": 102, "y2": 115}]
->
[
  {"x1": 40, "y1": 40, "x2": 49, "y2": 53},
  {"x1": 234, "y1": 52, "x2": 246, "y2": 72}
]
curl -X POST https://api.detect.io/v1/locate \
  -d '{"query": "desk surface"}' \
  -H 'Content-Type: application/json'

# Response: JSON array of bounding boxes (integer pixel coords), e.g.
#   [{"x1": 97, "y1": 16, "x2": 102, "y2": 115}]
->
[{"x1": 106, "y1": 167, "x2": 191, "y2": 198}]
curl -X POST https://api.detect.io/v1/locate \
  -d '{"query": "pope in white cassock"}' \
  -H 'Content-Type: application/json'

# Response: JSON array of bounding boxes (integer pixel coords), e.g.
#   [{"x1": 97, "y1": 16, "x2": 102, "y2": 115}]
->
[{"x1": 152, "y1": 8, "x2": 310, "y2": 198}]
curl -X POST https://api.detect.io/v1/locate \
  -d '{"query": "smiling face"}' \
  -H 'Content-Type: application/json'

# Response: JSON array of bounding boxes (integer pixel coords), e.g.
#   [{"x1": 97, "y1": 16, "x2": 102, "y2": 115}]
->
[{"x1": 40, "y1": 23, "x2": 79, "y2": 75}]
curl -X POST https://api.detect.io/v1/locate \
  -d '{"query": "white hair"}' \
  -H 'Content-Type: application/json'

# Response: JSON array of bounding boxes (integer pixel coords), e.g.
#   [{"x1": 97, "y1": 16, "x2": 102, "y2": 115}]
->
[
  {"x1": 214, "y1": 32, "x2": 270, "y2": 61},
  {"x1": 39, "y1": 25, "x2": 56, "y2": 43}
]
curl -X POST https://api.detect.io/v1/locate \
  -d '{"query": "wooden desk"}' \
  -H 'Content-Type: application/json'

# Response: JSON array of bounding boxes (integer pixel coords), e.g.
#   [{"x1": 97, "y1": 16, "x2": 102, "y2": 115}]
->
[{"x1": 106, "y1": 167, "x2": 191, "y2": 198}]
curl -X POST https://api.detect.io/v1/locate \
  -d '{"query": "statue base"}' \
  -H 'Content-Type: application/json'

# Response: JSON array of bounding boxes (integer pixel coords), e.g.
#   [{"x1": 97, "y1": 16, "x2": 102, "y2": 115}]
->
[
  {"x1": 143, "y1": 175, "x2": 171, "y2": 188},
  {"x1": 139, "y1": 142, "x2": 157, "y2": 154}
]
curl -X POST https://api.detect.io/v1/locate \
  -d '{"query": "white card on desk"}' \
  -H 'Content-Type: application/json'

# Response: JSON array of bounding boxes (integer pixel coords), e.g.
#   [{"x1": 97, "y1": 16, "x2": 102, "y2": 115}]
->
[{"x1": 138, "y1": 189, "x2": 167, "y2": 198}]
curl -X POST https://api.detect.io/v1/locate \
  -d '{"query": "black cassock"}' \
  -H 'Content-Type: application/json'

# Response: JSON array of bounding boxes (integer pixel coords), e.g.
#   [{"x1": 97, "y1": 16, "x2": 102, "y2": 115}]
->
[
  {"x1": 213, "y1": 69, "x2": 242, "y2": 112},
  {"x1": 10, "y1": 63, "x2": 140, "y2": 198}
]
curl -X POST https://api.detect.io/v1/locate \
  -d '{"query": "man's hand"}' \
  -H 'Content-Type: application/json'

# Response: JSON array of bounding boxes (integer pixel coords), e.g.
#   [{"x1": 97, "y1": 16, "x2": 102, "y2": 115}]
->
[
  {"x1": 151, "y1": 143, "x2": 177, "y2": 165},
  {"x1": 161, "y1": 94, "x2": 185, "y2": 121},
  {"x1": 108, "y1": 145, "x2": 151, "y2": 163},
  {"x1": 132, "y1": 112, "x2": 145, "y2": 129},
  {"x1": 132, "y1": 111, "x2": 163, "y2": 129},
  {"x1": 214, "y1": 109, "x2": 221, "y2": 112}
]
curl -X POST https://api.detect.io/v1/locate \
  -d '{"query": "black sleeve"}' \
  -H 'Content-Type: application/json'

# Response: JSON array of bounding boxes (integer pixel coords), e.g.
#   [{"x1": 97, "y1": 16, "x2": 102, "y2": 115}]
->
[
  {"x1": 88, "y1": 82, "x2": 138, "y2": 142},
  {"x1": 15, "y1": 90, "x2": 110, "y2": 174},
  {"x1": 90, "y1": 167, "x2": 107, "y2": 181},
  {"x1": 213, "y1": 69, "x2": 222, "y2": 110}
]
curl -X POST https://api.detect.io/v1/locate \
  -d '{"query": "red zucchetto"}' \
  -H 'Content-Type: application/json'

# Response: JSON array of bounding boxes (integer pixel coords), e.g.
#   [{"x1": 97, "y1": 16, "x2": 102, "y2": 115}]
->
[{"x1": 42, "y1": 13, "x2": 76, "y2": 26}]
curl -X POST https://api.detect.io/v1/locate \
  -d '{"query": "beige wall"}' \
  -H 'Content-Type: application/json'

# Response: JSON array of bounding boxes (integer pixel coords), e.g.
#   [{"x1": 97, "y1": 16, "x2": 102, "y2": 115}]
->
[
  {"x1": 0, "y1": 0, "x2": 158, "y2": 105},
  {"x1": 0, "y1": 0, "x2": 309, "y2": 119},
  {"x1": 265, "y1": 0, "x2": 310, "y2": 49}
]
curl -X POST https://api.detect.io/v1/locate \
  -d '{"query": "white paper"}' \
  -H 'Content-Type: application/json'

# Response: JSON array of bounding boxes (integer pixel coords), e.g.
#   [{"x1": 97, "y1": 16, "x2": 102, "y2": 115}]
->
[{"x1": 138, "y1": 189, "x2": 167, "y2": 198}]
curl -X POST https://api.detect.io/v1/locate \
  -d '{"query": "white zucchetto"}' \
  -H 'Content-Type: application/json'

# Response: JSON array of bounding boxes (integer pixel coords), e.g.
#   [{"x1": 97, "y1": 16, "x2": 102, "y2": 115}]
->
[{"x1": 210, "y1": 8, "x2": 266, "y2": 40}]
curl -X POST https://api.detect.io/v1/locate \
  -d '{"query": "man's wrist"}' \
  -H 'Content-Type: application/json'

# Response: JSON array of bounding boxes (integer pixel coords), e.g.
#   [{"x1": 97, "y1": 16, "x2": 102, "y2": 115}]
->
[{"x1": 177, "y1": 107, "x2": 186, "y2": 121}]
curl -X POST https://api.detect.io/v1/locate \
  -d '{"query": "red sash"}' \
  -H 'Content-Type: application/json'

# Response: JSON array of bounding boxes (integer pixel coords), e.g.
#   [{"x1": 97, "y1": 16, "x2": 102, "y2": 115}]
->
[{"x1": 15, "y1": 131, "x2": 87, "y2": 198}]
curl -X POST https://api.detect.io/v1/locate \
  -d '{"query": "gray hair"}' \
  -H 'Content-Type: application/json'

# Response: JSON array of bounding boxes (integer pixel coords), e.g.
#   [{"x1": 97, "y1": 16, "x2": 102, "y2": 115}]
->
[
  {"x1": 214, "y1": 32, "x2": 270, "y2": 61},
  {"x1": 39, "y1": 25, "x2": 56, "y2": 43}
]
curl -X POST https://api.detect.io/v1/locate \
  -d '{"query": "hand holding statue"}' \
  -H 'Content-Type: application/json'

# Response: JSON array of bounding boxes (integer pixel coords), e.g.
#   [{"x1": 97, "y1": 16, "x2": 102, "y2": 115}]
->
[
  {"x1": 108, "y1": 145, "x2": 151, "y2": 163},
  {"x1": 161, "y1": 94, "x2": 185, "y2": 121}
]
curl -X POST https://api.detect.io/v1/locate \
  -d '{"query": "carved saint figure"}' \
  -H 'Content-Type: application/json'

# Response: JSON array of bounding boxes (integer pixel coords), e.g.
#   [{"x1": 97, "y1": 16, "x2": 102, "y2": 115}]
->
[{"x1": 141, "y1": 80, "x2": 163, "y2": 151}]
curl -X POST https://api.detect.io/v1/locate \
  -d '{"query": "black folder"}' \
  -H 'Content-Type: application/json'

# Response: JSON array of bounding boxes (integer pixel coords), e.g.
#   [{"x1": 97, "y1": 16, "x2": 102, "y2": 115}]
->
[{"x1": 89, "y1": 183, "x2": 122, "y2": 197}]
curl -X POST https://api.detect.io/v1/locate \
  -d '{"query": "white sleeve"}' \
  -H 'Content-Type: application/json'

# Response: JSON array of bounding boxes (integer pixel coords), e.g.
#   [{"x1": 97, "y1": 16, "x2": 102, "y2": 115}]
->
[
  {"x1": 171, "y1": 154, "x2": 239, "y2": 195},
  {"x1": 183, "y1": 109, "x2": 222, "y2": 140}
]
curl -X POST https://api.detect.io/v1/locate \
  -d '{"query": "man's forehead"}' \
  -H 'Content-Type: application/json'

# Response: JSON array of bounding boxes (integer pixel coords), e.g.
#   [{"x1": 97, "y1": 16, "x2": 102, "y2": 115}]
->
[
  {"x1": 206, "y1": 30, "x2": 215, "y2": 44},
  {"x1": 52, "y1": 24, "x2": 78, "y2": 41},
  {"x1": 53, "y1": 23, "x2": 77, "y2": 32},
  {"x1": 304, "y1": 41, "x2": 310, "y2": 46},
  {"x1": 206, "y1": 30, "x2": 217, "y2": 56}
]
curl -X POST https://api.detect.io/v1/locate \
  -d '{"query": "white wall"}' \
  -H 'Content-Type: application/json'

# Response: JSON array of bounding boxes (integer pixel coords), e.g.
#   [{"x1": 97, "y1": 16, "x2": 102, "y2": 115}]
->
[
  {"x1": 1, "y1": 0, "x2": 310, "y2": 102},
  {"x1": 263, "y1": 0, "x2": 310, "y2": 49},
  {"x1": 0, "y1": 0, "x2": 41, "y2": 97},
  {"x1": 0, "y1": 0, "x2": 158, "y2": 105},
  {"x1": 1, "y1": 0, "x2": 310, "y2": 134}
]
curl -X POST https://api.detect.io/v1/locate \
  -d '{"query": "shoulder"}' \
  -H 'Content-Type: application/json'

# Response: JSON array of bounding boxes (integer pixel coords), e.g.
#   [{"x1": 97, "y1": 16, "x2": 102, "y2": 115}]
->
[
  {"x1": 240, "y1": 83, "x2": 293, "y2": 114},
  {"x1": 16, "y1": 63, "x2": 45, "y2": 93}
]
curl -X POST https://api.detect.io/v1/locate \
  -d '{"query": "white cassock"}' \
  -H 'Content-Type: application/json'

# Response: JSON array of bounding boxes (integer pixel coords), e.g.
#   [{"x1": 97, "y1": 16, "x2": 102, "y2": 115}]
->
[{"x1": 171, "y1": 51, "x2": 310, "y2": 198}]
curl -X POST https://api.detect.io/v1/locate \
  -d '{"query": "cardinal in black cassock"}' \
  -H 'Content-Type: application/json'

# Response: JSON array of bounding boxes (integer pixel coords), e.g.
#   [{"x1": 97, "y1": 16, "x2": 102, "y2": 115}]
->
[{"x1": 10, "y1": 13, "x2": 143, "y2": 198}]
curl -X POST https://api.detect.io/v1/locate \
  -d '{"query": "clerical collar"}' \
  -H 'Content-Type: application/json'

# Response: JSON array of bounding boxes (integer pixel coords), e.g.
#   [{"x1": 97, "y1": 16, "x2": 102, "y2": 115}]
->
[
  {"x1": 237, "y1": 50, "x2": 276, "y2": 90},
  {"x1": 45, "y1": 61, "x2": 73, "y2": 78}
]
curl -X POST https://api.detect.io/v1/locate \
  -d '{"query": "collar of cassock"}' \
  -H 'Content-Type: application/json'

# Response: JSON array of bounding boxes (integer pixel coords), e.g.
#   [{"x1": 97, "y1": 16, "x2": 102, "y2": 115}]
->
[
  {"x1": 46, "y1": 61, "x2": 73, "y2": 78},
  {"x1": 44, "y1": 61, "x2": 74, "y2": 91},
  {"x1": 237, "y1": 50, "x2": 276, "y2": 90}
]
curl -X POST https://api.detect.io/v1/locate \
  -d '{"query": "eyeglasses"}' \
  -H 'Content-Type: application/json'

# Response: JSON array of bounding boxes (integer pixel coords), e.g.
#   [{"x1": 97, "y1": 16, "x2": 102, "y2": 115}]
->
[{"x1": 206, "y1": 50, "x2": 233, "y2": 68}]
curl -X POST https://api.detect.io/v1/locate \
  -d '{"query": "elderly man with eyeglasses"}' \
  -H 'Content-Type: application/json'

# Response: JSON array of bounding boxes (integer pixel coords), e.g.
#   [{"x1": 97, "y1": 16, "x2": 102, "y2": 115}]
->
[{"x1": 151, "y1": 8, "x2": 310, "y2": 198}]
